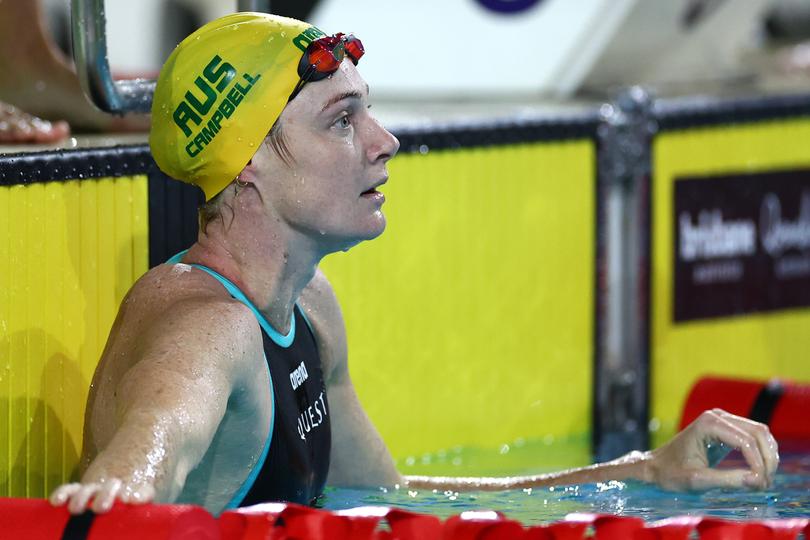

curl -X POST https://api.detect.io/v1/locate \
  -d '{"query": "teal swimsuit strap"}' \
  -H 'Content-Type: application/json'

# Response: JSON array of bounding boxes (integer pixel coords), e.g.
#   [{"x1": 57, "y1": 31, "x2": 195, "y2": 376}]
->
[
  {"x1": 167, "y1": 250, "x2": 316, "y2": 345},
  {"x1": 166, "y1": 250, "x2": 296, "y2": 509}
]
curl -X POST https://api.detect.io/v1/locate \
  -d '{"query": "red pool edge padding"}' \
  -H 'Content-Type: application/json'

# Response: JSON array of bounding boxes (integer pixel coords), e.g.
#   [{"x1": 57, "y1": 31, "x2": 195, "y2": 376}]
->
[
  {"x1": 0, "y1": 498, "x2": 808, "y2": 540},
  {"x1": 680, "y1": 376, "x2": 810, "y2": 451}
]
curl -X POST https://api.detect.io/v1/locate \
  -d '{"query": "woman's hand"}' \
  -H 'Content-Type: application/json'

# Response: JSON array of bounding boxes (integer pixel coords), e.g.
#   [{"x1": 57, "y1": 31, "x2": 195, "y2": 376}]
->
[
  {"x1": 646, "y1": 408, "x2": 779, "y2": 490},
  {"x1": 49, "y1": 478, "x2": 155, "y2": 514}
]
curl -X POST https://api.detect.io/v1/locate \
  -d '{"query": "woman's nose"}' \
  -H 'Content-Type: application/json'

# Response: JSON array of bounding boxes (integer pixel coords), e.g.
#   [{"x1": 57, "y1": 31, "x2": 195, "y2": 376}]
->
[{"x1": 366, "y1": 118, "x2": 400, "y2": 163}]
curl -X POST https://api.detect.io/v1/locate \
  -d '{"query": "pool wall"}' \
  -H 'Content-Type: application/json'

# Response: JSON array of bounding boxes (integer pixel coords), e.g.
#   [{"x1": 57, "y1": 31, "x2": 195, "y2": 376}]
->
[
  {"x1": 1, "y1": 93, "x2": 810, "y2": 496},
  {"x1": 319, "y1": 128, "x2": 598, "y2": 465},
  {"x1": 0, "y1": 147, "x2": 204, "y2": 497},
  {"x1": 650, "y1": 103, "x2": 810, "y2": 448}
]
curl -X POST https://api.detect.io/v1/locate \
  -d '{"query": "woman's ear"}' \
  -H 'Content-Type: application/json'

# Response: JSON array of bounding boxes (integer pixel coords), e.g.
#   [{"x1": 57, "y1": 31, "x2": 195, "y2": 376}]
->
[{"x1": 237, "y1": 158, "x2": 257, "y2": 182}]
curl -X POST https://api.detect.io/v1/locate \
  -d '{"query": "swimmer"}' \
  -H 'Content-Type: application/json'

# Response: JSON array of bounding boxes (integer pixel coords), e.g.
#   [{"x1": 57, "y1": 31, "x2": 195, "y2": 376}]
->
[
  {"x1": 0, "y1": 0, "x2": 149, "y2": 134},
  {"x1": 50, "y1": 13, "x2": 779, "y2": 515}
]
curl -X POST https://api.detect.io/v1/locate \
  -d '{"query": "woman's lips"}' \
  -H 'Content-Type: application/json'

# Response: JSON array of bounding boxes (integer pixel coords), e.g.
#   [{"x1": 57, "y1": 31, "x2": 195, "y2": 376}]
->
[
  {"x1": 360, "y1": 189, "x2": 384, "y2": 202},
  {"x1": 361, "y1": 176, "x2": 388, "y2": 196}
]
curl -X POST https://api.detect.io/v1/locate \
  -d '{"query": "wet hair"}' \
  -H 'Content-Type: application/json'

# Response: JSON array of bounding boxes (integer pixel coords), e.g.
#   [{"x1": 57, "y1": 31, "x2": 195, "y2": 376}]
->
[{"x1": 198, "y1": 120, "x2": 295, "y2": 233}]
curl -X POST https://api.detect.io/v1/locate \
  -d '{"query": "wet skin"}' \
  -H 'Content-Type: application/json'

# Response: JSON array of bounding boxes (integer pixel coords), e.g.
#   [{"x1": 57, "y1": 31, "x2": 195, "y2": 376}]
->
[
  {"x1": 50, "y1": 61, "x2": 779, "y2": 514},
  {"x1": 0, "y1": 101, "x2": 70, "y2": 143},
  {"x1": 51, "y1": 60, "x2": 401, "y2": 513}
]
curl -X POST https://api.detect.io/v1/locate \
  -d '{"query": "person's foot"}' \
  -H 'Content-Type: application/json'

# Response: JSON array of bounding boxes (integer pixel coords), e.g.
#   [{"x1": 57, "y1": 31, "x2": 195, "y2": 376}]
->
[
  {"x1": 0, "y1": 0, "x2": 149, "y2": 134},
  {"x1": 0, "y1": 101, "x2": 70, "y2": 143}
]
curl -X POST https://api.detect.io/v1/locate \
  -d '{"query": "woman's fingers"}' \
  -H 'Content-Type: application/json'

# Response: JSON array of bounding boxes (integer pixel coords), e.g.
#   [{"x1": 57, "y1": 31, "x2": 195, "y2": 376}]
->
[
  {"x1": 67, "y1": 483, "x2": 100, "y2": 515},
  {"x1": 49, "y1": 483, "x2": 81, "y2": 506},
  {"x1": 650, "y1": 408, "x2": 779, "y2": 491},
  {"x1": 714, "y1": 409, "x2": 779, "y2": 482},
  {"x1": 90, "y1": 478, "x2": 122, "y2": 513},
  {"x1": 696, "y1": 410, "x2": 768, "y2": 484},
  {"x1": 686, "y1": 467, "x2": 757, "y2": 490},
  {"x1": 51, "y1": 478, "x2": 142, "y2": 514}
]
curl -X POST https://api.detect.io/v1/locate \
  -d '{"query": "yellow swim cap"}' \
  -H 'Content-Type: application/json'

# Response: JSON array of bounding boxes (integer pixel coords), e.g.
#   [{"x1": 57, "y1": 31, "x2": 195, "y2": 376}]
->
[{"x1": 149, "y1": 13, "x2": 327, "y2": 200}]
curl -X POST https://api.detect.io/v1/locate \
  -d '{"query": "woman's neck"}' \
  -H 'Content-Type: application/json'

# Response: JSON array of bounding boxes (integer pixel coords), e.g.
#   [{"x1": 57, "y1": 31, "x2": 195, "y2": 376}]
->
[{"x1": 183, "y1": 215, "x2": 322, "y2": 336}]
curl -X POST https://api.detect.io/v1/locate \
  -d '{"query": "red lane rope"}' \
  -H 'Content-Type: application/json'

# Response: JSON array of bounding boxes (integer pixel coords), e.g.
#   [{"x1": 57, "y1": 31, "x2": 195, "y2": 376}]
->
[
  {"x1": 0, "y1": 498, "x2": 807, "y2": 540},
  {"x1": 680, "y1": 376, "x2": 810, "y2": 448}
]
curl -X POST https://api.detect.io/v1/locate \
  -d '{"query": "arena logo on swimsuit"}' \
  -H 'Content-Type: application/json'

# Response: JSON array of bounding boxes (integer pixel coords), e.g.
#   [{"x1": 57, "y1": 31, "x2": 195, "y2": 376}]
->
[
  {"x1": 289, "y1": 361, "x2": 309, "y2": 390},
  {"x1": 173, "y1": 55, "x2": 261, "y2": 158}
]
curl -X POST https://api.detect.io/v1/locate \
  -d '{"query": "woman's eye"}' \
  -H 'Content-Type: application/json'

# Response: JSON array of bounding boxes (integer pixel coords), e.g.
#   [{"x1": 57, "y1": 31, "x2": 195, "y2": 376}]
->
[{"x1": 335, "y1": 114, "x2": 351, "y2": 129}]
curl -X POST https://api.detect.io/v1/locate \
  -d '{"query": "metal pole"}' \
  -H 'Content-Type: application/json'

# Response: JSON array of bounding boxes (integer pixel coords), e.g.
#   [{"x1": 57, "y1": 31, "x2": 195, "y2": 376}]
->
[
  {"x1": 594, "y1": 86, "x2": 656, "y2": 461},
  {"x1": 70, "y1": 0, "x2": 154, "y2": 114},
  {"x1": 237, "y1": 0, "x2": 272, "y2": 13}
]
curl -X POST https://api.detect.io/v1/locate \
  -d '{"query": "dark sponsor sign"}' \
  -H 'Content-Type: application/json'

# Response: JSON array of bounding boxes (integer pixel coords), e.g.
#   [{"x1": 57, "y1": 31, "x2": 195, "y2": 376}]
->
[
  {"x1": 475, "y1": 0, "x2": 545, "y2": 14},
  {"x1": 673, "y1": 169, "x2": 810, "y2": 322}
]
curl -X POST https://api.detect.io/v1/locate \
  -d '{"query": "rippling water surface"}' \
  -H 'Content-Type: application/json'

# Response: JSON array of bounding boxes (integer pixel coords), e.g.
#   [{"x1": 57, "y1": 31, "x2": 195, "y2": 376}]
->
[{"x1": 320, "y1": 445, "x2": 810, "y2": 525}]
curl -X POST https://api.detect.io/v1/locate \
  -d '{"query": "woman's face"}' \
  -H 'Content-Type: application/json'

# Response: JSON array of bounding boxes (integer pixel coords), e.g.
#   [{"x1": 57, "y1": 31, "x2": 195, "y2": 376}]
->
[{"x1": 256, "y1": 60, "x2": 400, "y2": 252}]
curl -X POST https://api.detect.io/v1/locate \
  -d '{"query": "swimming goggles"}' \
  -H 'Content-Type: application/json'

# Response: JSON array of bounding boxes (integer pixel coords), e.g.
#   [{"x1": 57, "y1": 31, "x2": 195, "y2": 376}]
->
[{"x1": 289, "y1": 33, "x2": 364, "y2": 101}]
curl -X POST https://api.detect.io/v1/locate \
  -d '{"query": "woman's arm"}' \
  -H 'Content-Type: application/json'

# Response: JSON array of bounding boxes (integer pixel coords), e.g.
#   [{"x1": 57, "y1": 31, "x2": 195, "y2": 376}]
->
[
  {"x1": 50, "y1": 298, "x2": 261, "y2": 514},
  {"x1": 299, "y1": 269, "x2": 402, "y2": 488},
  {"x1": 301, "y1": 271, "x2": 778, "y2": 494},
  {"x1": 405, "y1": 408, "x2": 778, "y2": 492}
]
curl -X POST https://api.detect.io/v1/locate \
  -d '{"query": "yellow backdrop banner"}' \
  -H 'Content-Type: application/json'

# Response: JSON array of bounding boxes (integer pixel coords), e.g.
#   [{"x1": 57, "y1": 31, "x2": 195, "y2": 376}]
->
[
  {"x1": 0, "y1": 176, "x2": 149, "y2": 497},
  {"x1": 320, "y1": 141, "x2": 596, "y2": 471},
  {"x1": 652, "y1": 119, "x2": 810, "y2": 447}
]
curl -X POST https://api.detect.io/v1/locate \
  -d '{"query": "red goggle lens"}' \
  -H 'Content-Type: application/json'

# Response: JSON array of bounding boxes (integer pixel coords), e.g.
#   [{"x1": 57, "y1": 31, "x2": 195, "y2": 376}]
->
[
  {"x1": 344, "y1": 38, "x2": 364, "y2": 64},
  {"x1": 299, "y1": 34, "x2": 363, "y2": 77},
  {"x1": 309, "y1": 43, "x2": 342, "y2": 73},
  {"x1": 290, "y1": 33, "x2": 364, "y2": 101}
]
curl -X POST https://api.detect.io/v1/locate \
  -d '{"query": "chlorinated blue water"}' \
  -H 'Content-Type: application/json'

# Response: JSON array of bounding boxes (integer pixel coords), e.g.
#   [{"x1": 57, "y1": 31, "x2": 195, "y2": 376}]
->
[{"x1": 320, "y1": 453, "x2": 810, "y2": 525}]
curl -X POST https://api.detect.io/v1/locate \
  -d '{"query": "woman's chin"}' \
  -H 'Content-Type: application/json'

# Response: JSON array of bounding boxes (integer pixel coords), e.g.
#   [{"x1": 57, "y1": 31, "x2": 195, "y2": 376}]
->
[
  {"x1": 320, "y1": 216, "x2": 387, "y2": 254},
  {"x1": 366, "y1": 212, "x2": 387, "y2": 239},
  {"x1": 350, "y1": 212, "x2": 387, "y2": 242}
]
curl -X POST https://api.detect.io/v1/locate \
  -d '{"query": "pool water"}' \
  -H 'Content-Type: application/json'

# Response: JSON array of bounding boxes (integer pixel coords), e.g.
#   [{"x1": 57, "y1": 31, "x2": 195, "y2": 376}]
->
[{"x1": 320, "y1": 442, "x2": 810, "y2": 525}]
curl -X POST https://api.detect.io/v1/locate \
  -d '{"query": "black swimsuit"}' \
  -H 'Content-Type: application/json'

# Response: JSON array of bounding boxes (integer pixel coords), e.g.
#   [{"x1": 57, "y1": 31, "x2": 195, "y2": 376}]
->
[
  {"x1": 167, "y1": 254, "x2": 331, "y2": 507},
  {"x1": 239, "y1": 305, "x2": 332, "y2": 506}
]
